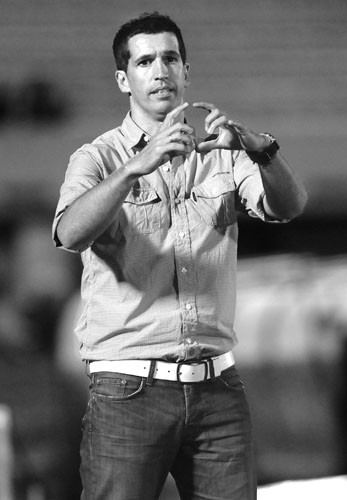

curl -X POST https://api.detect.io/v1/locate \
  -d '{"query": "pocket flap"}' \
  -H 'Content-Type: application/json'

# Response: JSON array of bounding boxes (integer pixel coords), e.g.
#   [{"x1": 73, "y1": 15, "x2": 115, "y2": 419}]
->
[
  {"x1": 192, "y1": 173, "x2": 234, "y2": 199},
  {"x1": 125, "y1": 188, "x2": 160, "y2": 205}
]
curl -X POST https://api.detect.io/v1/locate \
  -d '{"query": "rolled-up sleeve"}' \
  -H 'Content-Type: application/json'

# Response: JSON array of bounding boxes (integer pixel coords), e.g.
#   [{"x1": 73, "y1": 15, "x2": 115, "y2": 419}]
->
[
  {"x1": 233, "y1": 150, "x2": 286, "y2": 223},
  {"x1": 52, "y1": 146, "x2": 104, "y2": 250}
]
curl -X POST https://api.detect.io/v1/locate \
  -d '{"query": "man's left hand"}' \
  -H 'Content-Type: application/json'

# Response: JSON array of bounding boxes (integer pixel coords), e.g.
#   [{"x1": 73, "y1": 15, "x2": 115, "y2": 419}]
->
[{"x1": 192, "y1": 102, "x2": 269, "y2": 153}]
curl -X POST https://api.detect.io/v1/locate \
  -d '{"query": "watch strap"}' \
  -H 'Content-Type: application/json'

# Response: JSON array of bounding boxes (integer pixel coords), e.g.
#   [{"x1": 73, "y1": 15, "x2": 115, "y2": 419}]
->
[{"x1": 246, "y1": 133, "x2": 280, "y2": 165}]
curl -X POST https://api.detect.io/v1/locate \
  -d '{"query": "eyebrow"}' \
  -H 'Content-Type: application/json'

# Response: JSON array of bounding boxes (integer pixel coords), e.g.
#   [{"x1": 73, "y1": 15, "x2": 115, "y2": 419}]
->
[{"x1": 134, "y1": 50, "x2": 180, "y2": 64}]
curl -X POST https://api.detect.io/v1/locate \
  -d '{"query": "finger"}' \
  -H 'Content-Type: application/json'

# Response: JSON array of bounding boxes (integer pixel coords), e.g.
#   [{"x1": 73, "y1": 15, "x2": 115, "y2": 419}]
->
[
  {"x1": 164, "y1": 123, "x2": 196, "y2": 148},
  {"x1": 169, "y1": 122, "x2": 195, "y2": 136},
  {"x1": 165, "y1": 141, "x2": 195, "y2": 157},
  {"x1": 203, "y1": 108, "x2": 221, "y2": 127},
  {"x1": 167, "y1": 129, "x2": 196, "y2": 150},
  {"x1": 192, "y1": 103, "x2": 225, "y2": 133},
  {"x1": 155, "y1": 124, "x2": 195, "y2": 155},
  {"x1": 227, "y1": 120, "x2": 248, "y2": 134},
  {"x1": 170, "y1": 131, "x2": 195, "y2": 147},
  {"x1": 164, "y1": 102, "x2": 189, "y2": 125},
  {"x1": 192, "y1": 101, "x2": 216, "y2": 112},
  {"x1": 205, "y1": 114, "x2": 228, "y2": 134},
  {"x1": 194, "y1": 137, "x2": 217, "y2": 153}
]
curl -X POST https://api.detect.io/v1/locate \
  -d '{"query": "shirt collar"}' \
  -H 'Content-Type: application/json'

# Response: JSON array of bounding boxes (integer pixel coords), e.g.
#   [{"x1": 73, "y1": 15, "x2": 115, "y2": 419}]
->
[{"x1": 120, "y1": 112, "x2": 151, "y2": 151}]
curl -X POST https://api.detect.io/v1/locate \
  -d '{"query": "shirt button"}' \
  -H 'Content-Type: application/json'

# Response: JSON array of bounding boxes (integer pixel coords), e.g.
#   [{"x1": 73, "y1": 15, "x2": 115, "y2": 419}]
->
[
  {"x1": 163, "y1": 165, "x2": 170, "y2": 172},
  {"x1": 181, "y1": 267, "x2": 188, "y2": 274},
  {"x1": 179, "y1": 231, "x2": 185, "y2": 239},
  {"x1": 174, "y1": 198, "x2": 181, "y2": 205},
  {"x1": 185, "y1": 303, "x2": 192, "y2": 311}
]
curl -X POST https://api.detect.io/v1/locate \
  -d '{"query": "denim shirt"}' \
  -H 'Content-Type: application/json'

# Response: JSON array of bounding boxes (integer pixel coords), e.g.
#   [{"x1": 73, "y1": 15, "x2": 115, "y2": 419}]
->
[{"x1": 53, "y1": 112, "x2": 278, "y2": 362}]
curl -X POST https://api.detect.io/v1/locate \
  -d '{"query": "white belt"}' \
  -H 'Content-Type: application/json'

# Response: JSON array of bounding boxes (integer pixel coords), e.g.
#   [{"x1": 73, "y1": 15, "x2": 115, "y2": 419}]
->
[{"x1": 89, "y1": 351, "x2": 235, "y2": 383}]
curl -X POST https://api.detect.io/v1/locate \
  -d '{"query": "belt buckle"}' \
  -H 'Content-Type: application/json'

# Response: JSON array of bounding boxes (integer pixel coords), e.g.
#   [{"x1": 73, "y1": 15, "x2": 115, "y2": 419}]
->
[{"x1": 176, "y1": 360, "x2": 209, "y2": 383}]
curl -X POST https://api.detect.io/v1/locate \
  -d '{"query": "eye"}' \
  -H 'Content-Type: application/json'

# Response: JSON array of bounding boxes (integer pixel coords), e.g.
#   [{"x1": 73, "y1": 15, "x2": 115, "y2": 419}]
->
[
  {"x1": 138, "y1": 58, "x2": 152, "y2": 67},
  {"x1": 165, "y1": 56, "x2": 178, "y2": 64}
]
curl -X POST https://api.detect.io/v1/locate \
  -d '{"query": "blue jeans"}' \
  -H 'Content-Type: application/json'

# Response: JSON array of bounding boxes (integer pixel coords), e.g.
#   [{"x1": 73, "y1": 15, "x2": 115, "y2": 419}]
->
[{"x1": 80, "y1": 365, "x2": 256, "y2": 500}]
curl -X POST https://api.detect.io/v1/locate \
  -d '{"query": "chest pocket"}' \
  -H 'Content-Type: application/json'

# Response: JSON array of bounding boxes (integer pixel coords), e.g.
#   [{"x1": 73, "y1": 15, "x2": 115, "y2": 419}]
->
[
  {"x1": 122, "y1": 187, "x2": 167, "y2": 235},
  {"x1": 191, "y1": 173, "x2": 236, "y2": 228}
]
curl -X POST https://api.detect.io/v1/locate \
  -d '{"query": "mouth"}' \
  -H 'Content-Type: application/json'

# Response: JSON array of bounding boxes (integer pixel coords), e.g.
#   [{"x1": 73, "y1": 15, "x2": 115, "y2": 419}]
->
[{"x1": 150, "y1": 86, "x2": 175, "y2": 96}]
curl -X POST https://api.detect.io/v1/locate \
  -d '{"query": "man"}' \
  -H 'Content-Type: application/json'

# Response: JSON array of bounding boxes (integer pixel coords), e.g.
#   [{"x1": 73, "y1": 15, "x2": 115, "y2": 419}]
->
[{"x1": 53, "y1": 12, "x2": 307, "y2": 500}]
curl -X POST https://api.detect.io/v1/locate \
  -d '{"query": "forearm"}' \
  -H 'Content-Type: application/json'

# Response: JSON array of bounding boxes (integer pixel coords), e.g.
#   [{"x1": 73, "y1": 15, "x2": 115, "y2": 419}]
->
[
  {"x1": 259, "y1": 153, "x2": 308, "y2": 220},
  {"x1": 57, "y1": 162, "x2": 140, "y2": 251}
]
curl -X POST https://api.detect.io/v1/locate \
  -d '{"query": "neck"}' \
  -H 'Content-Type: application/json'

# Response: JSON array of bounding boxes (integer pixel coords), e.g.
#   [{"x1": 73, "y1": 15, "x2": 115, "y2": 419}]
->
[
  {"x1": 129, "y1": 103, "x2": 185, "y2": 137},
  {"x1": 131, "y1": 115, "x2": 162, "y2": 137}
]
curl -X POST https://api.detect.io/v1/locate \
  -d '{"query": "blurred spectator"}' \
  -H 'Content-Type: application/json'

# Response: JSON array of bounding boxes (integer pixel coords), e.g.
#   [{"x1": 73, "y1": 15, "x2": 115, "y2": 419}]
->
[
  {"x1": 14, "y1": 79, "x2": 70, "y2": 125},
  {"x1": 0, "y1": 197, "x2": 84, "y2": 499},
  {"x1": 54, "y1": 291, "x2": 88, "y2": 397},
  {"x1": 0, "y1": 84, "x2": 12, "y2": 123}
]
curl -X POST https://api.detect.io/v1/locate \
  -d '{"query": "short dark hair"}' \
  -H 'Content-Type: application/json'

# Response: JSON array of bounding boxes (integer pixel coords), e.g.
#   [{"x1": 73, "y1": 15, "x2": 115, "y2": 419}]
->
[{"x1": 112, "y1": 12, "x2": 187, "y2": 72}]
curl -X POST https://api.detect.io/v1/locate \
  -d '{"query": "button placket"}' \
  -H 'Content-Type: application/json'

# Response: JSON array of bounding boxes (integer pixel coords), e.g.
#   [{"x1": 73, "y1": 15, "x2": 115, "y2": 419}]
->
[
  {"x1": 168, "y1": 158, "x2": 198, "y2": 335},
  {"x1": 181, "y1": 337, "x2": 201, "y2": 360}
]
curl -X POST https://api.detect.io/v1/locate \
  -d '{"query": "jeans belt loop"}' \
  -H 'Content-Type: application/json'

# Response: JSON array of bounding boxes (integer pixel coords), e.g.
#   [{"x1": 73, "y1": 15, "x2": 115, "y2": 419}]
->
[
  {"x1": 146, "y1": 360, "x2": 157, "y2": 386},
  {"x1": 207, "y1": 358, "x2": 215, "y2": 379}
]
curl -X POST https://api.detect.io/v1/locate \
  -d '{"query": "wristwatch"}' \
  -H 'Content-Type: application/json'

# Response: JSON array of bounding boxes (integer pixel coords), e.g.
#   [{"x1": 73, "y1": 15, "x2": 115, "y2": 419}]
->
[{"x1": 246, "y1": 133, "x2": 280, "y2": 165}]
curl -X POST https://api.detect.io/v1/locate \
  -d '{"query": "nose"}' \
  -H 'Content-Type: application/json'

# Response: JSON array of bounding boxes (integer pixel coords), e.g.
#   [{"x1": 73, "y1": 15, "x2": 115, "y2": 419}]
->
[{"x1": 154, "y1": 58, "x2": 169, "y2": 79}]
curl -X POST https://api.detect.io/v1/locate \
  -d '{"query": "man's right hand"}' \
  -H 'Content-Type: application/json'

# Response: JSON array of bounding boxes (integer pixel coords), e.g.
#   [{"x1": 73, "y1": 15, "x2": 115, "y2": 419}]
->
[{"x1": 127, "y1": 102, "x2": 196, "y2": 176}]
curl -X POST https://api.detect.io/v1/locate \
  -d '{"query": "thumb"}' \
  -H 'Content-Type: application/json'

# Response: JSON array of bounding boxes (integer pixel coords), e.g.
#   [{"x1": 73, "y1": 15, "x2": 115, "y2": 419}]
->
[{"x1": 195, "y1": 134, "x2": 218, "y2": 153}]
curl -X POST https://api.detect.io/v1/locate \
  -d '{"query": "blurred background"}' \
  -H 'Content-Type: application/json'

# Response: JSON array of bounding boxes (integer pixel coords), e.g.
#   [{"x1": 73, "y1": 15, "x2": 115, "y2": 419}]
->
[{"x1": 0, "y1": 0, "x2": 346, "y2": 499}]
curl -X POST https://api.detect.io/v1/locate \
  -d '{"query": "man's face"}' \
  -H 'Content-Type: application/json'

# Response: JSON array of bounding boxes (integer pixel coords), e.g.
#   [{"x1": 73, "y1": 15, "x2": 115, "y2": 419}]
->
[{"x1": 116, "y1": 32, "x2": 189, "y2": 122}]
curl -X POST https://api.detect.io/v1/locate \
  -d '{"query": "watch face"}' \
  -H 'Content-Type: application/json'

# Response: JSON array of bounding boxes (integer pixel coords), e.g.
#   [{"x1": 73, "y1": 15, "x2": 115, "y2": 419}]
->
[
  {"x1": 246, "y1": 135, "x2": 279, "y2": 165},
  {"x1": 260, "y1": 132, "x2": 276, "y2": 142}
]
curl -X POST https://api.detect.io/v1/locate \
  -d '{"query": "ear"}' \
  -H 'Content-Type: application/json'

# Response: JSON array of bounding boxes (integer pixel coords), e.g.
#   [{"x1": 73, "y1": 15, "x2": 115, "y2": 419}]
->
[
  {"x1": 115, "y1": 70, "x2": 131, "y2": 94},
  {"x1": 184, "y1": 63, "x2": 190, "y2": 88}
]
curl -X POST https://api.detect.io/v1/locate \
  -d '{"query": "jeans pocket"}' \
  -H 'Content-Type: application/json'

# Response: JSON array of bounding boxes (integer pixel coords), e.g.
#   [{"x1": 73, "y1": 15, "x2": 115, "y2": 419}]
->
[
  {"x1": 217, "y1": 366, "x2": 245, "y2": 392},
  {"x1": 92, "y1": 372, "x2": 146, "y2": 401}
]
